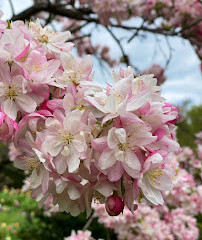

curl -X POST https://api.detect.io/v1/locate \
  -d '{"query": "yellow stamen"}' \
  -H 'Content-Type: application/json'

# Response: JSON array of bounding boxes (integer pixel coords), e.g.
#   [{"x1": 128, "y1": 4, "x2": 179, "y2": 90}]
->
[
  {"x1": 147, "y1": 167, "x2": 164, "y2": 186},
  {"x1": 58, "y1": 130, "x2": 74, "y2": 145}
]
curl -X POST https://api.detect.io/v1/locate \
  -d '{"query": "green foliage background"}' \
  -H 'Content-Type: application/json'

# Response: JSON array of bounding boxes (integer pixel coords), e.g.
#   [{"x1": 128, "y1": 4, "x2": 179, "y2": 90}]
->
[{"x1": 177, "y1": 105, "x2": 202, "y2": 149}]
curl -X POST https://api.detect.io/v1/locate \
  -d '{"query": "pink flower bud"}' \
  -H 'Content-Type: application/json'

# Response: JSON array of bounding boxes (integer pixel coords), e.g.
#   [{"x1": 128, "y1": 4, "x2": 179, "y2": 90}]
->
[
  {"x1": 105, "y1": 195, "x2": 124, "y2": 216},
  {"x1": 0, "y1": 111, "x2": 18, "y2": 142}
]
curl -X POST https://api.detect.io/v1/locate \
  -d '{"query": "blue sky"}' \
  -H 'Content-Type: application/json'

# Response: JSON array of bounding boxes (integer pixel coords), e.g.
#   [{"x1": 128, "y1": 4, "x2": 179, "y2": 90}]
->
[
  {"x1": 1, "y1": 0, "x2": 201, "y2": 106},
  {"x1": 90, "y1": 23, "x2": 202, "y2": 106}
]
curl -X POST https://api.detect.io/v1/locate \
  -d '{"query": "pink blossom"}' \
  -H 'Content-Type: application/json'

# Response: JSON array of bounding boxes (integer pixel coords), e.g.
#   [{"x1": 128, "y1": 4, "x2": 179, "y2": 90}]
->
[
  {"x1": 138, "y1": 153, "x2": 174, "y2": 205},
  {"x1": 0, "y1": 62, "x2": 38, "y2": 120},
  {"x1": 142, "y1": 64, "x2": 167, "y2": 85},
  {"x1": 29, "y1": 19, "x2": 73, "y2": 53},
  {"x1": 41, "y1": 110, "x2": 87, "y2": 174},
  {"x1": 58, "y1": 53, "x2": 93, "y2": 87},
  {"x1": 64, "y1": 230, "x2": 94, "y2": 240},
  {"x1": 0, "y1": 26, "x2": 30, "y2": 62}
]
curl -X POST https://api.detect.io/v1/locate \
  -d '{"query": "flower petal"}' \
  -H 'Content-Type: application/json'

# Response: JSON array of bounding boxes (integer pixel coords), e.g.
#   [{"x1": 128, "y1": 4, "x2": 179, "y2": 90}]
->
[
  {"x1": 67, "y1": 185, "x2": 81, "y2": 200},
  {"x1": 66, "y1": 154, "x2": 80, "y2": 173},
  {"x1": 15, "y1": 94, "x2": 37, "y2": 113},
  {"x1": 98, "y1": 149, "x2": 116, "y2": 170},
  {"x1": 140, "y1": 177, "x2": 164, "y2": 205},
  {"x1": 125, "y1": 151, "x2": 141, "y2": 171},
  {"x1": 108, "y1": 161, "x2": 124, "y2": 182},
  {"x1": 2, "y1": 98, "x2": 17, "y2": 120}
]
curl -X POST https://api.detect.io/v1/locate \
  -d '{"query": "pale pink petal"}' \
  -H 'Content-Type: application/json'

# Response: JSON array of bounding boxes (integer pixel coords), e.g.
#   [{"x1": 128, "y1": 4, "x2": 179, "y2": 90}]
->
[
  {"x1": 115, "y1": 128, "x2": 126, "y2": 144},
  {"x1": 105, "y1": 95, "x2": 117, "y2": 114},
  {"x1": 30, "y1": 166, "x2": 43, "y2": 189},
  {"x1": 94, "y1": 182, "x2": 115, "y2": 197},
  {"x1": 108, "y1": 161, "x2": 124, "y2": 182},
  {"x1": 147, "y1": 152, "x2": 163, "y2": 164},
  {"x1": 61, "y1": 53, "x2": 77, "y2": 71},
  {"x1": 14, "y1": 156, "x2": 29, "y2": 170},
  {"x1": 42, "y1": 138, "x2": 62, "y2": 157},
  {"x1": 72, "y1": 134, "x2": 86, "y2": 153},
  {"x1": 80, "y1": 55, "x2": 92, "y2": 76},
  {"x1": 63, "y1": 93, "x2": 74, "y2": 113},
  {"x1": 98, "y1": 149, "x2": 116, "y2": 170},
  {"x1": 107, "y1": 127, "x2": 120, "y2": 149},
  {"x1": 67, "y1": 185, "x2": 81, "y2": 200},
  {"x1": 153, "y1": 128, "x2": 167, "y2": 141},
  {"x1": 146, "y1": 172, "x2": 173, "y2": 191},
  {"x1": 66, "y1": 154, "x2": 80, "y2": 173},
  {"x1": 91, "y1": 136, "x2": 108, "y2": 153},
  {"x1": 54, "y1": 155, "x2": 67, "y2": 174},
  {"x1": 102, "y1": 113, "x2": 118, "y2": 125},
  {"x1": 122, "y1": 162, "x2": 141, "y2": 179},
  {"x1": 2, "y1": 98, "x2": 18, "y2": 120},
  {"x1": 126, "y1": 91, "x2": 151, "y2": 111},
  {"x1": 140, "y1": 177, "x2": 164, "y2": 205},
  {"x1": 15, "y1": 43, "x2": 30, "y2": 60},
  {"x1": 15, "y1": 94, "x2": 37, "y2": 113},
  {"x1": 125, "y1": 151, "x2": 141, "y2": 171},
  {"x1": 42, "y1": 169, "x2": 49, "y2": 194},
  {"x1": 138, "y1": 102, "x2": 150, "y2": 115}
]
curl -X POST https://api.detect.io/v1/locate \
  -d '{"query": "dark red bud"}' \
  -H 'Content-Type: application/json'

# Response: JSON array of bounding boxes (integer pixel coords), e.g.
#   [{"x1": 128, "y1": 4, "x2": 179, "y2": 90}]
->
[{"x1": 105, "y1": 195, "x2": 124, "y2": 216}]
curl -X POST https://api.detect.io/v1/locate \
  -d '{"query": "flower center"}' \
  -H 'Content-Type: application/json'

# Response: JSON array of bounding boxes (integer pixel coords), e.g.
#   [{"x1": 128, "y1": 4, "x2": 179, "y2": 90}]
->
[
  {"x1": 147, "y1": 167, "x2": 164, "y2": 186},
  {"x1": 113, "y1": 93, "x2": 121, "y2": 100},
  {"x1": 39, "y1": 34, "x2": 49, "y2": 43},
  {"x1": 32, "y1": 63, "x2": 48, "y2": 72},
  {"x1": 23, "y1": 156, "x2": 40, "y2": 171},
  {"x1": 69, "y1": 74, "x2": 79, "y2": 85},
  {"x1": 58, "y1": 130, "x2": 74, "y2": 145},
  {"x1": 118, "y1": 142, "x2": 127, "y2": 151},
  {"x1": 4, "y1": 85, "x2": 19, "y2": 99},
  {"x1": 118, "y1": 142, "x2": 135, "y2": 151},
  {"x1": 72, "y1": 102, "x2": 87, "y2": 111}
]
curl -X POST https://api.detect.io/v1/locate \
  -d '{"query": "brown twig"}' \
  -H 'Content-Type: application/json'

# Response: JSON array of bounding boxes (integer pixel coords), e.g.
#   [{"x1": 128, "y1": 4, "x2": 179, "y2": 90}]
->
[
  {"x1": 105, "y1": 26, "x2": 129, "y2": 66},
  {"x1": 82, "y1": 213, "x2": 95, "y2": 231}
]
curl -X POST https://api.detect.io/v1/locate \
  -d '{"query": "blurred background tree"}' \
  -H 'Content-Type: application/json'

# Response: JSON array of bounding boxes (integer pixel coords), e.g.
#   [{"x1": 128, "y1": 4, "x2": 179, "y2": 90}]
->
[{"x1": 177, "y1": 104, "x2": 202, "y2": 149}]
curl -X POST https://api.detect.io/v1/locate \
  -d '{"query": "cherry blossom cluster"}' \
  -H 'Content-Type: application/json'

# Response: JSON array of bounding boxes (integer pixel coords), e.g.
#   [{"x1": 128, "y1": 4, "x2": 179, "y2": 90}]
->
[
  {"x1": 93, "y1": 203, "x2": 199, "y2": 240},
  {"x1": 0, "y1": 12, "x2": 180, "y2": 217},
  {"x1": 64, "y1": 230, "x2": 97, "y2": 240},
  {"x1": 176, "y1": 145, "x2": 202, "y2": 183},
  {"x1": 164, "y1": 142, "x2": 202, "y2": 216},
  {"x1": 79, "y1": 0, "x2": 202, "y2": 26},
  {"x1": 165, "y1": 165, "x2": 202, "y2": 216}
]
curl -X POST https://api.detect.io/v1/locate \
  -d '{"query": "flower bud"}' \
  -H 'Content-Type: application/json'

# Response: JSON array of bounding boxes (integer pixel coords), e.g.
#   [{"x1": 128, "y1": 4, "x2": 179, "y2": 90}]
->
[
  {"x1": 105, "y1": 195, "x2": 124, "y2": 216},
  {"x1": 0, "y1": 111, "x2": 18, "y2": 142}
]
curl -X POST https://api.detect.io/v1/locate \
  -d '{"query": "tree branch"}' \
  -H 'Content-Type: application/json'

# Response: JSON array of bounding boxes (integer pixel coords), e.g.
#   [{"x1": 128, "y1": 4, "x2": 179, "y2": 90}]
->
[
  {"x1": 111, "y1": 24, "x2": 178, "y2": 36},
  {"x1": 71, "y1": 22, "x2": 89, "y2": 34},
  {"x1": 179, "y1": 18, "x2": 202, "y2": 33},
  {"x1": 82, "y1": 213, "x2": 95, "y2": 231},
  {"x1": 105, "y1": 26, "x2": 129, "y2": 66},
  {"x1": 67, "y1": 34, "x2": 91, "y2": 42},
  {"x1": 128, "y1": 20, "x2": 145, "y2": 43},
  {"x1": 11, "y1": 3, "x2": 98, "y2": 23}
]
